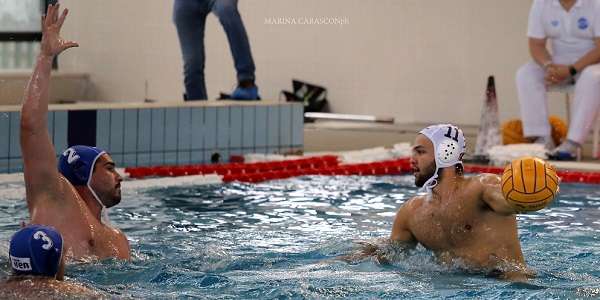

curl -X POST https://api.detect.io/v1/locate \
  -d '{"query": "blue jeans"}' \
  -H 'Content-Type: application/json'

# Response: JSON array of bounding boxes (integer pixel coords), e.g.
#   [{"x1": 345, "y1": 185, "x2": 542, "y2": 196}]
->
[{"x1": 173, "y1": 0, "x2": 256, "y2": 100}]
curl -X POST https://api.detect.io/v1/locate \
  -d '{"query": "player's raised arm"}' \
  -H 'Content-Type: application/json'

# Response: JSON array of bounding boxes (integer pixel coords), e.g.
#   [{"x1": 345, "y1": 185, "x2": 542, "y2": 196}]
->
[{"x1": 20, "y1": 3, "x2": 79, "y2": 202}]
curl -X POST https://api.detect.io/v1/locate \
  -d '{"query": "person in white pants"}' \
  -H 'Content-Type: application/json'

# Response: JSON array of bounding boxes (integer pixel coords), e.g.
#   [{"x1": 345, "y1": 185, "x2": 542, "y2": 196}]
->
[{"x1": 516, "y1": 0, "x2": 600, "y2": 160}]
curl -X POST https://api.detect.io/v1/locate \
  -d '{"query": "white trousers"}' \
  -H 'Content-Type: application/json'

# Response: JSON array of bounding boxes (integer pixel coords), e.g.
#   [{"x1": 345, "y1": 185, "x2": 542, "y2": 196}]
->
[{"x1": 516, "y1": 61, "x2": 600, "y2": 144}]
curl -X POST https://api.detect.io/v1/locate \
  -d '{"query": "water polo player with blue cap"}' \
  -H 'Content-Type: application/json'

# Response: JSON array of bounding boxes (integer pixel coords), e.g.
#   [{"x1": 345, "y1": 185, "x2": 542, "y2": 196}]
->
[
  {"x1": 417, "y1": 124, "x2": 467, "y2": 200},
  {"x1": 58, "y1": 145, "x2": 114, "y2": 224},
  {"x1": 19, "y1": 3, "x2": 129, "y2": 261},
  {"x1": 9, "y1": 225, "x2": 65, "y2": 279},
  {"x1": 5, "y1": 225, "x2": 102, "y2": 297}
]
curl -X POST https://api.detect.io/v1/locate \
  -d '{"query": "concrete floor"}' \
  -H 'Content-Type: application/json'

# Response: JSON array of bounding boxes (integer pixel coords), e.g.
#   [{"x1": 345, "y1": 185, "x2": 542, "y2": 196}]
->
[
  {"x1": 304, "y1": 121, "x2": 420, "y2": 152},
  {"x1": 304, "y1": 120, "x2": 600, "y2": 172}
]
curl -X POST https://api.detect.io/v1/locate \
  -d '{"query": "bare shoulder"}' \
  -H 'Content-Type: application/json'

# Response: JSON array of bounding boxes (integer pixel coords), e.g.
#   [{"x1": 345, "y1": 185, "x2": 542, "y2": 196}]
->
[
  {"x1": 29, "y1": 176, "x2": 80, "y2": 210},
  {"x1": 111, "y1": 226, "x2": 129, "y2": 244},
  {"x1": 399, "y1": 194, "x2": 426, "y2": 213},
  {"x1": 56, "y1": 280, "x2": 101, "y2": 297},
  {"x1": 457, "y1": 173, "x2": 503, "y2": 206},
  {"x1": 0, "y1": 277, "x2": 102, "y2": 299},
  {"x1": 29, "y1": 179, "x2": 89, "y2": 225},
  {"x1": 466, "y1": 172, "x2": 501, "y2": 188},
  {"x1": 106, "y1": 225, "x2": 132, "y2": 260},
  {"x1": 391, "y1": 195, "x2": 424, "y2": 228},
  {"x1": 464, "y1": 172, "x2": 513, "y2": 213},
  {"x1": 390, "y1": 194, "x2": 423, "y2": 244}
]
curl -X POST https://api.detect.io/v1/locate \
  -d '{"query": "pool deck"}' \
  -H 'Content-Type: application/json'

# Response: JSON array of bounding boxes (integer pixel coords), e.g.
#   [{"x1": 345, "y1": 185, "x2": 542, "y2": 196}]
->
[{"x1": 304, "y1": 120, "x2": 600, "y2": 173}]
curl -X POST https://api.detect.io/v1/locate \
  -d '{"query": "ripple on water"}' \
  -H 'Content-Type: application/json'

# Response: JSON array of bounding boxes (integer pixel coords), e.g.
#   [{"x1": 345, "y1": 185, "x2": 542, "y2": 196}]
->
[{"x1": 1, "y1": 175, "x2": 599, "y2": 299}]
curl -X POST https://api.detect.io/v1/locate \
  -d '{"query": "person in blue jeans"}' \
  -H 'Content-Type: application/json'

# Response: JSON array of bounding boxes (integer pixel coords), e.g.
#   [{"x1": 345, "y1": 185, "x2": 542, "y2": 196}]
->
[{"x1": 173, "y1": 0, "x2": 258, "y2": 101}]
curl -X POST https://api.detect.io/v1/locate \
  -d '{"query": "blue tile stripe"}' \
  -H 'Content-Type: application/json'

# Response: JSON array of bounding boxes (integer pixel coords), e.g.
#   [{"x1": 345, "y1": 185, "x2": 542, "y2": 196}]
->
[
  {"x1": 0, "y1": 102, "x2": 303, "y2": 173},
  {"x1": 68, "y1": 110, "x2": 97, "y2": 147}
]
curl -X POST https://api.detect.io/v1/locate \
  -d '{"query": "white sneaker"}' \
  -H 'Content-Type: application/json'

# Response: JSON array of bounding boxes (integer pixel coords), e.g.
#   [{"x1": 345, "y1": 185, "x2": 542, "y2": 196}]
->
[
  {"x1": 547, "y1": 139, "x2": 580, "y2": 161},
  {"x1": 534, "y1": 136, "x2": 555, "y2": 151}
]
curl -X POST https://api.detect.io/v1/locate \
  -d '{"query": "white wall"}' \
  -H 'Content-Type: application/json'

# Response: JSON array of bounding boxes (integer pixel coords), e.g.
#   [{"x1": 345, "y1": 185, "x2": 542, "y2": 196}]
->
[{"x1": 55, "y1": 0, "x2": 564, "y2": 126}]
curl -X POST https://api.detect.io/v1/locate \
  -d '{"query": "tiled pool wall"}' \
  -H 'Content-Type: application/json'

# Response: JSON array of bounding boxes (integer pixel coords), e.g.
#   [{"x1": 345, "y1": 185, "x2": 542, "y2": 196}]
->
[{"x1": 0, "y1": 101, "x2": 304, "y2": 173}]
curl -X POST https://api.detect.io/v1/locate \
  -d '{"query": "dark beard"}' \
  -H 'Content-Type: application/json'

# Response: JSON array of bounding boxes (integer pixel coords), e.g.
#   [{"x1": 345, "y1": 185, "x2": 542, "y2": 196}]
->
[
  {"x1": 415, "y1": 161, "x2": 437, "y2": 187},
  {"x1": 104, "y1": 195, "x2": 121, "y2": 208}
]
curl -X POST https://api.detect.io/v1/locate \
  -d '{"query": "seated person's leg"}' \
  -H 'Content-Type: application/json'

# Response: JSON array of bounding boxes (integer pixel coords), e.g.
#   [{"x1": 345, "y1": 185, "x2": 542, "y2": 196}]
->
[
  {"x1": 553, "y1": 64, "x2": 600, "y2": 159},
  {"x1": 516, "y1": 61, "x2": 554, "y2": 150}
]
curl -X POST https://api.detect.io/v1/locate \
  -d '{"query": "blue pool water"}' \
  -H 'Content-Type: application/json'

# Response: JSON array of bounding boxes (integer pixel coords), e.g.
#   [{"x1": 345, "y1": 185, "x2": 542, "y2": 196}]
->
[{"x1": 0, "y1": 173, "x2": 599, "y2": 299}]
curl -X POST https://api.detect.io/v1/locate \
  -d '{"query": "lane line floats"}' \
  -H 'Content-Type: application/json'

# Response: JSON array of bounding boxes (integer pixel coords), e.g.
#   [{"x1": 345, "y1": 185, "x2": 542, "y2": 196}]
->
[{"x1": 124, "y1": 155, "x2": 600, "y2": 184}]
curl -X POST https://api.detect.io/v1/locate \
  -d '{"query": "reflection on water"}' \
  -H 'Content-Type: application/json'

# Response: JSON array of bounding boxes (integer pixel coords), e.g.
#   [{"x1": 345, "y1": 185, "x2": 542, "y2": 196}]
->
[{"x1": 0, "y1": 174, "x2": 598, "y2": 298}]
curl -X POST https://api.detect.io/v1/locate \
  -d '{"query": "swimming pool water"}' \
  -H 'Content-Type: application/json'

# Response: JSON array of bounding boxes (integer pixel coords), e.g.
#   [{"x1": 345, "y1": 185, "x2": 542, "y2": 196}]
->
[{"x1": 0, "y1": 174, "x2": 599, "y2": 299}]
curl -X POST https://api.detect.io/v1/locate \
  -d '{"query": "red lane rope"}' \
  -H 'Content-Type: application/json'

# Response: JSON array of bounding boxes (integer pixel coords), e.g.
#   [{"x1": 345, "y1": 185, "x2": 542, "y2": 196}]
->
[{"x1": 124, "y1": 156, "x2": 600, "y2": 184}]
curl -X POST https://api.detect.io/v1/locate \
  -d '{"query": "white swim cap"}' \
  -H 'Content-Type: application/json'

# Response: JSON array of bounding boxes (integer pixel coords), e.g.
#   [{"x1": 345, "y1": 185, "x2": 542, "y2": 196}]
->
[{"x1": 418, "y1": 124, "x2": 466, "y2": 200}]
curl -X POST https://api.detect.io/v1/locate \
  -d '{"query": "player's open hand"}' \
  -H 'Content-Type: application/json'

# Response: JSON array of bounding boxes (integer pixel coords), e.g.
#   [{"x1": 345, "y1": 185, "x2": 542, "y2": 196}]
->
[{"x1": 40, "y1": 3, "x2": 78, "y2": 58}]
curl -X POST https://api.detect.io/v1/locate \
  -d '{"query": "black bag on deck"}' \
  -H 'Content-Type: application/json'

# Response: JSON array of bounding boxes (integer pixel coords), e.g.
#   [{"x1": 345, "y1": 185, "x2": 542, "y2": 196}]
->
[{"x1": 280, "y1": 79, "x2": 327, "y2": 113}]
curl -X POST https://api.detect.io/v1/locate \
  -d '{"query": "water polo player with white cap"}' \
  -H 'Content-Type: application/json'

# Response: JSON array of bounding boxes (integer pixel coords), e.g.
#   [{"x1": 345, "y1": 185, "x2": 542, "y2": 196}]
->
[
  {"x1": 417, "y1": 124, "x2": 466, "y2": 200},
  {"x1": 344, "y1": 123, "x2": 532, "y2": 280}
]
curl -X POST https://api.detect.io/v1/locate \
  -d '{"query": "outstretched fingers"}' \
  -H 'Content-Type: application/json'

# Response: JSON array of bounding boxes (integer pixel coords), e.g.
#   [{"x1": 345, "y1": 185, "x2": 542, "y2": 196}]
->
[
  {"x1": 51, "y1": 3, "x2": 61, "y2": 24},
  {"x1": 43, "y1": 3, "x2": 56, "y2": 29},
  {"x1": 55, "y1": 7, "x2": 69, "y2": 29},
  {"x1": 40, "y1": 3, "x2": 79, "y2": 55},
  {"x1": 43, "y1": 3, "x2": 65, "y2": 29}
]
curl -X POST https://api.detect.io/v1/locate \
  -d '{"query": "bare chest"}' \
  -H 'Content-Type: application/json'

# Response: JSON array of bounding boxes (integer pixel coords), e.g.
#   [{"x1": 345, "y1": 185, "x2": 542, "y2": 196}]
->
[
  {"x1": 66, "y1": 225, "x2": 129, "y2": 260},
  {"x1": 408, "y1": 199, "x2": 481, "y2": 250},
  {"x1": 31, "y1": 198, "x2": 130, "y2": 261},
  {"x1": 31, "y1": 207, "x2": 128, "y2": 260}
]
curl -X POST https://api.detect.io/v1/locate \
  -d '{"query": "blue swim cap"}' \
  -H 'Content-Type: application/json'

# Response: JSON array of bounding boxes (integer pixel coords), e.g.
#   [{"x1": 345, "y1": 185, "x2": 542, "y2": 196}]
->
[
  {"x1": 58, "y1": 145, "x2": 106, "y2": 186},
  {"x1": 9, "y1": 225, "x2": 63, "y2": 278}
]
